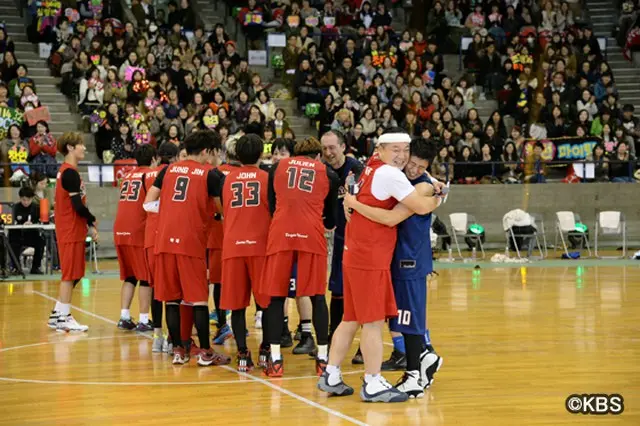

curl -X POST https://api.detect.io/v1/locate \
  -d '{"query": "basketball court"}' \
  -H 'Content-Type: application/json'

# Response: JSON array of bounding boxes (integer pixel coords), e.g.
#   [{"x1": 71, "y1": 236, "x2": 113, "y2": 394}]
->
[{"x1": 1, "y1": 261, "x2": 639, "y2": 425}]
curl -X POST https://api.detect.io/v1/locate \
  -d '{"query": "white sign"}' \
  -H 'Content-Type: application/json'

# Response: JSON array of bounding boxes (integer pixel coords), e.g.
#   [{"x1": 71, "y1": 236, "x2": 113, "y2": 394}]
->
[
  {"x1": 248, "y1": 50, "x2": 267, "y2": 66},
  {"x1": 268, "y1": 33, "x2": 287, "y2": 48}
]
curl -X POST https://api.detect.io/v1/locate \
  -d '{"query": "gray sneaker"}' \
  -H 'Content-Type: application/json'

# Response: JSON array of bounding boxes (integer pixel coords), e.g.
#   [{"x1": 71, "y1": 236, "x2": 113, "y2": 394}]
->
[
  {"x1": 152, "y1": 336, "x2": 164, "y2": 353},
  {"x1": 162, "y1": 338, "x2": 173, "y2": 354},
  {"x1": 317, "y1": 371, "x2": 354, "y2": 396},
  {"x1": 360, "y1": 377, "x2": 409, "y2": 403}
]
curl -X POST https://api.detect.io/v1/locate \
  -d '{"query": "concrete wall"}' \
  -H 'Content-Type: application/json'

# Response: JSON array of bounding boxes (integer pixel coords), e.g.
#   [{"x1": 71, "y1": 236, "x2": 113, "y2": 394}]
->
[{"x1": 2, "y1": 183, "x2": 639, "y2": 253}]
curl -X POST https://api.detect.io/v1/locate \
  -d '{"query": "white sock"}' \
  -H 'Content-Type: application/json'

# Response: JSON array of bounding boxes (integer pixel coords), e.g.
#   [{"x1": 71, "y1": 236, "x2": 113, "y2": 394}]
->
[
  {"x1": 153, "y1": 328, "x2": 162, "y2": 338},
  {"x1": 326, "y1": 365, "x2": 342, "y2": 386},
  {"x1": 120, "y1": 309, "x2": 130, "y2": 320},
  {"x1": 270, "y1": 344, "x2": 281, "y2": 362},
  {"x1": 317, "y1": 344, "x2": 328, "y2": 361},
  {"x1": 364, "y1": 373, "x2": 380, "y2": 383},
  {"x1": 301, "y1": 322, "x2": 312, "y2": 333},
  {"x1": 59, "y1": 303, "x2": 71, "y2": 317},
  {"x1": 139, "y1": 313, "x2": 149, "y2": 324},
  {"x1": 54, "y1": 301, "x2": 62, "y2": 313}
]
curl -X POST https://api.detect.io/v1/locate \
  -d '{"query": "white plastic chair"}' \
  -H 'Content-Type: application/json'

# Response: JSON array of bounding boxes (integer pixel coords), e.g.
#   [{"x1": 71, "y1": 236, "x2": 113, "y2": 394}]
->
[
  {"x1": 554, "y1": 211, "x2": 591, "y2": 257},
  {"x1": 449, "y1": 213, "x2": 485, "y2": 260},
  {"x1": 595, "y1": 211, "x2": 626, "y2": 258},
  {"x1": 504, "y1": 211, "x2": 545, "y2": 260}
]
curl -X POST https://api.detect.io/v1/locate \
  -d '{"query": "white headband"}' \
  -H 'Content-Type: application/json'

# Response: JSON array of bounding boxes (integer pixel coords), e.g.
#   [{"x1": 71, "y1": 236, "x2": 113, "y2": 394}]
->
[{"x1": 377, "y1": 133, "x2": 412, "y2": 145}]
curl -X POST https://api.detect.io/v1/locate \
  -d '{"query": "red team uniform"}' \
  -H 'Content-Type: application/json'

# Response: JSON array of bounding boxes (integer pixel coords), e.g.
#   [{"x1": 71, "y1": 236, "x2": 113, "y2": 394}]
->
[
  {"x1": 262, "y1": 157, "x2": 338, "y2": 298},
  {"x1": 55, "y1": 163, "x2": 89, "y2": 281},
  {"x1": 143, "y1": 166, "x2": 164, "y2": 285},
  {"x1": 153, "y1": 160, "x2": 222, "y2": 303},
  {"x1": 343, "y1": 155, "x2": 399, "y2": 323},
  {"x1": 114, "y1": 167, "x2": 151, "y2": 282},
  {"x1": 220, "y1": 165, "x2": 271, "y2": 310},
  {"x1": 207, "y1": 163, "x2": 234, "y2": 284}
]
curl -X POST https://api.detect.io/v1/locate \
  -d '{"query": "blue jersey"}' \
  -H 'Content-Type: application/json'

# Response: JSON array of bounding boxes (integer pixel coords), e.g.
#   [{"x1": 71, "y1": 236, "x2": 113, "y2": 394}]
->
[
  {"x1": 332, "y1": 156, "x2": 364, "y2": 238},
  {"x1": 391, "y1": 174, "x2": 433, "y2": 279}
]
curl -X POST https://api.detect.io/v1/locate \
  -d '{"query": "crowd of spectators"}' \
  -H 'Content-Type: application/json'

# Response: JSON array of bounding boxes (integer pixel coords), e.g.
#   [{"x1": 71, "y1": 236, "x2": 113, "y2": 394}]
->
[
  {"x1": 2, "y1": 0, "x2": 637, "y2": 185},
  {"x1": 0, "y1": 22, "x2": 59, "y2": 185}
]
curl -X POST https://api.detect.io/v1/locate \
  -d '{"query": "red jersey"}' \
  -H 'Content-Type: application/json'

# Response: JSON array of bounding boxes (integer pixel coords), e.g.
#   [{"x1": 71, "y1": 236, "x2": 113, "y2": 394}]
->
[
  {"x1": 143, "y1": 165, "x2": 164, "y2": 249},
  {"x1": 55, "y1": 162, "x2": 88, "y2": 243},
  {"x1": 221, "y1": 165, "x2": 270, "y2": 259},
  {"x1": 113, "y1": 166, "x2": 150, "y2": 247},
  {"x1": 266, "y1": 156, "x2": 339, "y2": 256},
  {"x1": 344, "y1": 156, "x2": 399, "y2": 270},
  {"x1": 207, "y1": 163, "x2": 234, "y2": 250},
  {"x1": 154, "y1": 159, "x2": 221, "y2": 258}
]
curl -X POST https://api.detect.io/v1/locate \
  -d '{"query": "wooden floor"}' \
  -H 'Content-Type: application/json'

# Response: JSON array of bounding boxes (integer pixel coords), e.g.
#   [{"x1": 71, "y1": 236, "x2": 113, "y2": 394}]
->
[{"x1": 1, "y1": 263, "x2": 639, "y2": 425}]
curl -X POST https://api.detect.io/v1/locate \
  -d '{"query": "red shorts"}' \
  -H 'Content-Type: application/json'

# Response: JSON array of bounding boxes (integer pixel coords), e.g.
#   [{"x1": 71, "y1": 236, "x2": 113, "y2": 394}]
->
[
  {"x1": 343, "y1": 267, "x2": 397, "y2": 324},
  {"x1": 221, "y1": 256, "x2": 270, "y2": 310},
  {"x1": 116, "y1": 245, "x2": 149, "y2": 282},
  {"x1": 154, "y1": 253, "x2": 208, "y2": 303},
  {"x1": 58, "y1": 241, "x2": 86, "y2": 282},
  {"x1": 262, "y1": 251, "x2": 326, "y2": 297},
  {"x1": 144, "y1": 247, "x2": 156, "y2": 286},
  {"x1": 207, "y1": 249, "x2": 222, "y2": 284}
]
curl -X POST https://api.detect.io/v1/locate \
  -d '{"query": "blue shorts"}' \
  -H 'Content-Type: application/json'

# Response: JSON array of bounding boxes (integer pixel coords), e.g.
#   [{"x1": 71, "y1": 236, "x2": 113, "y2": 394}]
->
[
  {"x1": 287, "y1": 261, "x2": 298, "y2": 298},
  {"x1": 328, "y1": 235, "x2": 344, "y2": 295},
  {"x1": 388, "y1": 276, "x2": 427, "y2": 335}
]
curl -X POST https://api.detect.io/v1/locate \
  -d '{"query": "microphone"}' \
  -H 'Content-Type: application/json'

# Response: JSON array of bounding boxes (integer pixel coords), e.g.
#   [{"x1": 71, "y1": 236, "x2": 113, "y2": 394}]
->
[{"x1": 345, "y1": 173, "x2": 357, "y2": 214}]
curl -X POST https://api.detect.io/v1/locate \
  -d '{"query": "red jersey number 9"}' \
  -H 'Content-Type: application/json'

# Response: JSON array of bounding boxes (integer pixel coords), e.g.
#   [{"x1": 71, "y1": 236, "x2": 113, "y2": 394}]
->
[
  {"x1": 173, "y1": 176, "x2": 190, "y2": 202},
  {"x1": 120, "y1": 180, "x2": 142, "y2": 201},
  {"x1": 286, "y1": 167, "x2": 315, "y2": 193},
  {"x1": 230, "y1": 181, "x2": 260, "y2": 208}
]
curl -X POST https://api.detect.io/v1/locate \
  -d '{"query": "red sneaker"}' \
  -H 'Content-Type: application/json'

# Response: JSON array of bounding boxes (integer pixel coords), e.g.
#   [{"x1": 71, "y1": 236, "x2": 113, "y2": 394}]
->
[
  {"x1": 315, "y1": 357, "x2": 327, "y2": 377},
  {"x1": 237, "y1": 350, "x2": 254, "y2": 372},
  {"x1": 264, "y1": 358, "x2": 284, "y2": 377},
  {"x1": 197, "y1": 348, "x2": 231, "y2": 366},
  {"x1": 189, "y1": 339, "x2": 202, "y2": 356}
]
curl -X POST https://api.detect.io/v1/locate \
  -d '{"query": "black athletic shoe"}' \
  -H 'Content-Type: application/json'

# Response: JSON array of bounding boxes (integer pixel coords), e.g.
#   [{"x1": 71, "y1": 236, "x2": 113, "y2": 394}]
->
[
  {"x1": 292, "y1": 334, "x2": 315, "y2": 355},
  {"x1": 381, "y1": 349, "x2": 407, "y2": 371},
  {"x1": 117, "y1": 318, "x2": 137, "y2": 331},
  {"x1": 281, "y1": 330, "x2": 293, "y2": 348},
  {"x1": 258, "y1": 345, "x2": 270, "y2": 368},
  {"x1": 293, "y1": 324, "x2": 302, "y2": 341},
  {"x1": 351, "y1": 347, "x2": 364, "y2": 365}
]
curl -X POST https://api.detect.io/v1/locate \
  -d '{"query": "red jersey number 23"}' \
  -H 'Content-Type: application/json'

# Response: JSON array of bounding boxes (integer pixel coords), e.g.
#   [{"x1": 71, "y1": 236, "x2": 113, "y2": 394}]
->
[
  {"x1": 120, "y1": 180, "x2": 142, "y2": 201},
  {"x1": 286, "y1": 167, "x2": 315, "y2": 192}
]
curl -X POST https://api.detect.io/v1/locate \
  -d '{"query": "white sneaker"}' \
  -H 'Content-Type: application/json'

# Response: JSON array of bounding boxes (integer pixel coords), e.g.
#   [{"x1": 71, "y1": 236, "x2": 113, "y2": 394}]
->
[
  {"x1": 360, "y1": 375, "x2": 408, "y2": 403},
  {"x1": 47, "y1": 311, "x2": 59, "y2": 329},
  {"x1": 420, "y1": 349, "x2": 443, "y2": 389},
  {"x1": 255, "y1": 311, "x2": 263, "y2": 329},
  {"x1": 56, "y1": 314, "x2": 89, "y2": 332},
  {"x1": 152, "y1": 336, "x2": 164, "y2": 353},
  {"x1": 396, "y1": 370, "x2": 424, "y2": 399}
]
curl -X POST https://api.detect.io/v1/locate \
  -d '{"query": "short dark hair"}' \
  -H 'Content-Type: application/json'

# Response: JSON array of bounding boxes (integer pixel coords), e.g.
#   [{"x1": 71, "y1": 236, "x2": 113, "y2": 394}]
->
[
  {"x1": 271, "y1": 138, "x2": 295, "y2": 156},
  {"x1": 135, "y1": 143, "x2": 157, "y2": 167},
  {"x1": 19, "y1": 186, "x2": 35, "y2": 198},
  {"x1": 236, "y1": 134, "x2": 264, "y2": 165},
  {"x1": 184, "y1": 130, "x2": 220, "y2": 156},
  {"x1": 322, "y1": 130, "x2": 345, "y2": 146},
  {"x1": 157, "y1": 142, "x2": 179, "y2": 164},
  {"x1": 410, "y1": 138, "x2": 435, "y2": 164}
]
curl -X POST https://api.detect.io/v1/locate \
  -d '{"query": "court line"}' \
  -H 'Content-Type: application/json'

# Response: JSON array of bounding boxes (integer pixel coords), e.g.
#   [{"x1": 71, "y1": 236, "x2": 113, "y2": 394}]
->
[{"x1": 29, "y1": 290, "x2": 370, "y2": 426}]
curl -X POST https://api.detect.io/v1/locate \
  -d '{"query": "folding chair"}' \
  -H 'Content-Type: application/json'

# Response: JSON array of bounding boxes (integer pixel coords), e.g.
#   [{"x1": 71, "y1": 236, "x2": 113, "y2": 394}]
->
[
  {"x1": 595, "y1": 211, "x2": 626, "y2": 258},
  {"x1": 554, "y1": 211, "x2": 591, "y2": 257},
  {"x1": 530, "y1": 213, "x2": 549, "y2": 258},
  {"x1": 504, "y1": 211, "x2": 545, "y2": 260},
  {"x1": 449, "y1": 213, "x2": 485, "y2": 260}
]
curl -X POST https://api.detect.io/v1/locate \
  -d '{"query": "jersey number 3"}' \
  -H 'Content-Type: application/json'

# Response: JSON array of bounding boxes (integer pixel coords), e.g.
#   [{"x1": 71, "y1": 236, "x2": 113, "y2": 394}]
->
[
  {"x1": 120, "y1": 180, "x2": 142, "y2": 201},
  {"x1": 230, "y1": 181, "x2": 261, "y2": 208},
  {"x1": 286, "y1": 167, "x2": 315, "y2": 192}
]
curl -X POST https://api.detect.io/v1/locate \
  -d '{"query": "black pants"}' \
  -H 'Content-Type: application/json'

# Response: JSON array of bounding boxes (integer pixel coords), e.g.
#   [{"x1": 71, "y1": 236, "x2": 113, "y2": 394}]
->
[{"x1": 9, "y1": 230, "x2": 44, "y2": 272}]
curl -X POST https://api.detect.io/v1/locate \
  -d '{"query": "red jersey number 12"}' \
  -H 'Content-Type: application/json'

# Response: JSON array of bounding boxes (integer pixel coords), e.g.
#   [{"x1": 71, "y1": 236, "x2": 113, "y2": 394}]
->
[{"x1": 286, "y1": 167, "x2": 315, "y2": 193}]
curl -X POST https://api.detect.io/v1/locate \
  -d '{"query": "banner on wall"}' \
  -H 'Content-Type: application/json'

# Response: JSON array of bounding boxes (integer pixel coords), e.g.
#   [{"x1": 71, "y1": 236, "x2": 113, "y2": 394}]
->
[
  {"x1": 0, "y1": 107, "x2": 24, "y2": 140},
  {"x1": 523, "y1": 136, "x2": 600, "y2": 162}
]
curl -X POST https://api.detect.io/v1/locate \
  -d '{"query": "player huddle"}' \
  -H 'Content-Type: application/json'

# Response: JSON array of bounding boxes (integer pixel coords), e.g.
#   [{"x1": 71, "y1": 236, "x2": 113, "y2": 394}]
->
[{"x1": 48, "y1": 127, "x2": 445, "y2": 403}]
